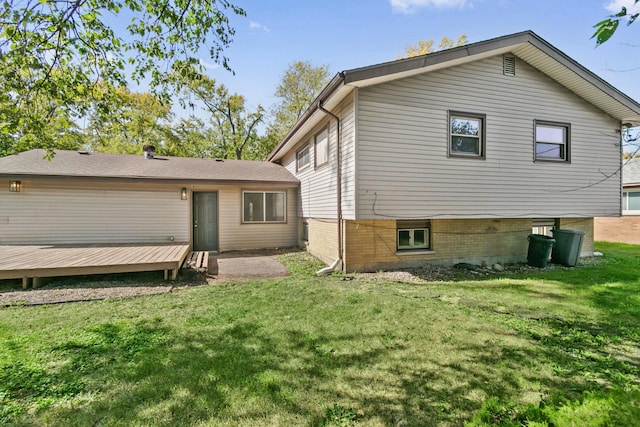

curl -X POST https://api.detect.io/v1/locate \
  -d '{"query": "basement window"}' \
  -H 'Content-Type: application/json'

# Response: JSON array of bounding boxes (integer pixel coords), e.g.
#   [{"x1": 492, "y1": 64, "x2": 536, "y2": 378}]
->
[
  {"x1": 532, "y1": 218, "x2": 558, "y2": 237},
  {"x1": 397, "y1": 220, "x2": 431, "y2": 250},
  {"x1": 302, "y1": 219, "x2": 309, "y2": 242}
]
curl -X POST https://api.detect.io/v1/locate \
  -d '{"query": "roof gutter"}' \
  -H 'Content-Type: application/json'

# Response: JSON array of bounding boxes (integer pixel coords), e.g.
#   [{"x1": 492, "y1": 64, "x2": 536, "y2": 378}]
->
[{"x1": 267, "y1": 72, "x2": 346, "y2": 162}]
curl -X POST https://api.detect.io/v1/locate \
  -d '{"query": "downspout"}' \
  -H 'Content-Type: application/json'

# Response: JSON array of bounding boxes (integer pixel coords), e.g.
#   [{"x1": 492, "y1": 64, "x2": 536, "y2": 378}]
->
[{"x1": 316, "y1": 100, "x2": 343, "y2": 275}]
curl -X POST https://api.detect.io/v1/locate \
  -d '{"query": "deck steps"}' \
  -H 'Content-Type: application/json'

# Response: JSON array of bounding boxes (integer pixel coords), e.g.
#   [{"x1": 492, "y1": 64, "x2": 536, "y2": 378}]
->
[{"x1": 183, "y1": 251, "x2": 209, "y2": 272}]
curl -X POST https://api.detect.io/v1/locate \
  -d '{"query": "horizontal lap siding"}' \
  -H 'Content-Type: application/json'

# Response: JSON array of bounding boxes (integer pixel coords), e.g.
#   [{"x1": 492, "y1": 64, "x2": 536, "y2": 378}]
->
[
  {"x1": 0, "y1": 182, "x2": 189, "y2": 244},
  {"x1": 340, "y1": 96, "x2": 356, "y2": 219},
  {"x1": 283, "y1": 94, "x2": 356, "y2": 220},
  {"x1": 217, "y1": 187, "x2": 298, "y2": 251},
  {"x1": 356, "y1": 55, "x2": 621, "y2": 219}
]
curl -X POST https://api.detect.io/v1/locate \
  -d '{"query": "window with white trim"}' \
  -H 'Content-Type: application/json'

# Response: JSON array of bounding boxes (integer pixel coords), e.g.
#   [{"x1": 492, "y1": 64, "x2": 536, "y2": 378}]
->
[
  {"x1": 532, "y1": 218, "x2": 558, "y2": 237},
  {"x1": 535, "y1": 121, "x2": 570, "y2": 162},
  {"x1": 296, "y1": 144, "x2": 310, "y2": 171},
  {"x1": 315, "y1": 127, "x2": 329, "y2": 167},
  {"x1": 449, "y1": 111, "x2": 485, "y2": 158},
  {"x1": 397, "y1": 220, "x2": 431, "y2": 250},
  {"x1": 242, "y1": 191, "x2": 286, "y2": 223},
  {"x1": 623, "y1": 190, "x2": 640, "y2": 214}
]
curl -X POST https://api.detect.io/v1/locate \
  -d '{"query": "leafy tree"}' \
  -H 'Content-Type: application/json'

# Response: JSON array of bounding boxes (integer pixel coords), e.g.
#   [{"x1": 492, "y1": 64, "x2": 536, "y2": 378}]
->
[
  {"x1": 0, "y1": 0, "x2": 245, "y2": 156},
  {"x1": 262, "y1": 61, "x2": 331, "y2": 156},
  {"x1": 0, "y1": 76, "x2": 85, "y2": 156},
  {"x1": 593, "y1": 1, "x2": 639, "y2": 45},
  {"x1": 163, "y1": 117, "x2": 217, "y2": 158},
  {"x1": 85, "y1": 87, "x2": 174, "y2": 154},
  {"x1": 400, "y1": 34, "x2": 468, "y2": 58},
  {"x1": 177, "y1": 69, "x2": 265, "y2": 160}
]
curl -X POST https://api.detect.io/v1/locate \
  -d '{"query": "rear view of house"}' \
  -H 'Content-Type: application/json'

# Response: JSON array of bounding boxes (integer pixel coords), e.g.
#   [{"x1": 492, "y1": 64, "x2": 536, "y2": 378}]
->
[
  {"x1": 0, "y1": 149, "x2": 299, "y2": 252},
  {"x1": 269, "y1": 31, "x2": 640, "y2": 272}
]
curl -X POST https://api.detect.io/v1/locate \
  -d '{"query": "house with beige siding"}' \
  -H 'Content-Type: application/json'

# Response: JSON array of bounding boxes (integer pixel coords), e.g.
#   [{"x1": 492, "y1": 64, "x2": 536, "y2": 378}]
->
[
  {"x1": 595, "y1": 157, "x2": 640, "y2": 244},
  {"x1": 268, "y1": 31, "x2": 640, "y2": 272},
  {"x1": 0, "y1": 149, "x2": 299, "y2": 252}
]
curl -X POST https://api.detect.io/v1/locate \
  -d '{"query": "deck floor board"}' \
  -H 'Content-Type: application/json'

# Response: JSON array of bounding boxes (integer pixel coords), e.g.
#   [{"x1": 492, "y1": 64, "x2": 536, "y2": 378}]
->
[{"x1": 0, "y1": 243, "x2": 191, "y2": 282}]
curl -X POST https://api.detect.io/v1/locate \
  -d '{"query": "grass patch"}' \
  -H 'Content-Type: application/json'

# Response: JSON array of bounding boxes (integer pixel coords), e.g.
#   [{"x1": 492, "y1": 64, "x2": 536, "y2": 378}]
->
[{"x1": 0, "y1": 242, "x2": 638, "y2": 426}]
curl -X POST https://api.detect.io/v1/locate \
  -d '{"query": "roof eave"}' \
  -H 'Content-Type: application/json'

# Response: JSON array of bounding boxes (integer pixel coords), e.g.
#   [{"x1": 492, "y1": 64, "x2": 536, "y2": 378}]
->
[
  {"x1": 267, "y1": 73, "x2": 348, "y2": 162},
  {"x1": 267, "y1": 31, "x2": 640, "y2": 163},
  {"x1": 0, "y1": 172, "x2": 299, "y2": 186}
]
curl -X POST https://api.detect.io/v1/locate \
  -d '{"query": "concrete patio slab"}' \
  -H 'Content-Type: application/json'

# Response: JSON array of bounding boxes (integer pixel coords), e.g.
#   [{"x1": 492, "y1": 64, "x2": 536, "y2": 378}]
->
[{"x1": 211, "y1": 250, "x2": 290, "y2": 281}]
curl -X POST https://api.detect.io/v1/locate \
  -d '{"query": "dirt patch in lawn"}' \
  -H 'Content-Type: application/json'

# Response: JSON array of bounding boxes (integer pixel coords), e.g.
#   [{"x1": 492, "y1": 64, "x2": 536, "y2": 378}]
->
[
  {"x1": 353, "y1": 256, "x2": 605, "y2": 283},
  {"x1": 0, "y1": 269, "x2": 208, "y2": 306}
]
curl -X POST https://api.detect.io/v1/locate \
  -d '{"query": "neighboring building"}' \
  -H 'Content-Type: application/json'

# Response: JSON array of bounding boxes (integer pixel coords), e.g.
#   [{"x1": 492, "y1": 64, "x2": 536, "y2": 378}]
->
[
  {"x1": 268, "y1": 31, "x2": 640, "y2": 272},
  {"x1": 0, "y1": 149, "x2": 299, "y2": 252},
  {"x1": 595, "y1": 157, "x2": 640, "y2": 244}
]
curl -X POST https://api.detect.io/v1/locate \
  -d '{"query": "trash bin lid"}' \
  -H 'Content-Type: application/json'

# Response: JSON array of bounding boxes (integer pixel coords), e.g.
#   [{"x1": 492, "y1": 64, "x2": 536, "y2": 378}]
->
[{"x1": 552, "y1": 229, "x2": 585, "y2": 235}]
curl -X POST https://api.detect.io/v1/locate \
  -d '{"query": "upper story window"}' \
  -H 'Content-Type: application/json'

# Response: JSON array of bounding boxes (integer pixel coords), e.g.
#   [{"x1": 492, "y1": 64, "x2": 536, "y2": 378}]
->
[
  {"x1": 296, "y1": 144, "x2": 310, "y2": 171},
  {"x1": 242, "y1": 191, "x2": 286, "y2": 223},
  {"x1": 449, "y1": 111, "x2": 485, "y2": 159},
  {"x1": 315, "y1": 126, "x2": 329, "y2": 168},
  {"x1": 623, "y1": 190, "x2": 640, "y2": 214},
  {"x1": 535, "y1": 121, "x2": 570, "y2": 162}
]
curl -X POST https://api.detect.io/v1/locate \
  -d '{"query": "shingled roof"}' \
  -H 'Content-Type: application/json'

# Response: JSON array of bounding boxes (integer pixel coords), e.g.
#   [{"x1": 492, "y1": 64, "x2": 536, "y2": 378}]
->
[{"x1": 0, "y1": 149, "x2": 298, "y2": 185}]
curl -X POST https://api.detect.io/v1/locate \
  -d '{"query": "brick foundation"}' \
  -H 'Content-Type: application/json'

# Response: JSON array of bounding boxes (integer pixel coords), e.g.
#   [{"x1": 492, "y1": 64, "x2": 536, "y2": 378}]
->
[
  {"x1": 594, "y1": 216, "x2": 640, "y2": 245},
  {"x1": 306, "y1": 218, "x2": 339, "y2": 265},
  {"x1": 341, "y1": 217, "x2": 594, "y2": 272}
]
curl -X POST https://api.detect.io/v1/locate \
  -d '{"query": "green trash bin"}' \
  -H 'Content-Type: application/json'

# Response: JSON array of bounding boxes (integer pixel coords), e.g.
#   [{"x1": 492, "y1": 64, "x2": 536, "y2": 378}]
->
[
  {"x1": 527, "y1": 234, "x2": 555, "y2": 268},
  {"x1": 551, "y1": 229, "x2": 585, "y2": 267}
]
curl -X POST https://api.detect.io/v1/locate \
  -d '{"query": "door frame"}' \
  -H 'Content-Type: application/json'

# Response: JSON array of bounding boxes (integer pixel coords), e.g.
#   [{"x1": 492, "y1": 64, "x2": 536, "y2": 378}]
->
[{"x1": 192, "y1": 191, "x2": 219, "y2": 252}]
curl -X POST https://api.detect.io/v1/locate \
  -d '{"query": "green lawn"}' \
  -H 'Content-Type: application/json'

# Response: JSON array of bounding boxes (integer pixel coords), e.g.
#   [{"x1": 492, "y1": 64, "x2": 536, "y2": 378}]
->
[{"x1": 1, "y1": 242, "x2": 639, "y2": 426}]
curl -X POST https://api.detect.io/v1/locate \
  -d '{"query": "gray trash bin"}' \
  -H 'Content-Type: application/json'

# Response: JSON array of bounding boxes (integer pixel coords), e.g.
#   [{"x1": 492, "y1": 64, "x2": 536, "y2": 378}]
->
[{"x1": 551, "y1": 229, "x2": 585, "y2": 267}]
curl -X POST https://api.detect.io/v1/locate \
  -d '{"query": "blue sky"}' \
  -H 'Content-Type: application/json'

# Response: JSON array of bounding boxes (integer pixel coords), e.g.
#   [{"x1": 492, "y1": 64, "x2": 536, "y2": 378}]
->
[{"x1": 199, "y1": 0, "x2": 640, "y2": 114}]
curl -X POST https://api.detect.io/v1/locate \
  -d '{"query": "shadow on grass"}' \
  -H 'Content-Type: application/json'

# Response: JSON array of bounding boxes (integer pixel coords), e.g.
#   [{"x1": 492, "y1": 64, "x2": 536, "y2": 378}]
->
[
  {"x1": 5, "y1": 243, "x2": 639, "y2": 425},
  {"x1": 7, "y1": 303, "x2": 640, "y2": 426},
  {"x1": 39, "y1": 319, "x2": 397, "y2": 426}
]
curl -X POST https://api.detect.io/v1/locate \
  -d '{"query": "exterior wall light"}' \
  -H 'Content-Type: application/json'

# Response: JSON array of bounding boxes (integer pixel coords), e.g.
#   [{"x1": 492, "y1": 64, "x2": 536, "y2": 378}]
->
[
  {"x1": 10, "y1": 180, "x2": 21, "y2": 192},
  {"x1": 181, "y1": 187, "x2": 188, "y2": 200}
]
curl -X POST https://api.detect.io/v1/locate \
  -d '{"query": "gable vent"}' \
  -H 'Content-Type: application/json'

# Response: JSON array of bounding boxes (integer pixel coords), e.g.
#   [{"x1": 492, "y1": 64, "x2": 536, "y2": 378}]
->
[{"x1": 503, "y1": 54, "x2": 516, "y2": 76}]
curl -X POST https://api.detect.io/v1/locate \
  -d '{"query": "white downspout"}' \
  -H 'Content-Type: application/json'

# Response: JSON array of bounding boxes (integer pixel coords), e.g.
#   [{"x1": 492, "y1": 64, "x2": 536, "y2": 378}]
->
[{"x1": 316, "y1": 99, "x2": 343, "y2": 275}]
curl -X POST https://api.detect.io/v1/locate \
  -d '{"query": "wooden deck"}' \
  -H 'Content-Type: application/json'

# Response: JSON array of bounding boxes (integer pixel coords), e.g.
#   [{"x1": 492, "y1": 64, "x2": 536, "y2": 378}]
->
[{"x1": 0, "y1": 243, "x2": 191, "y2": 288}]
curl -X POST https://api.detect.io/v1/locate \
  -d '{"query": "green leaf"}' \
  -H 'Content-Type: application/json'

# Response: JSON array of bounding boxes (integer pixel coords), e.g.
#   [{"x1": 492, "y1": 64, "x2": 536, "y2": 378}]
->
[
  {"x1": 614, "y1": 6, "x2": 628, "y2": 18},
  {"x1": 592, "y1": 19, "x2": 619, "y2": 46}
]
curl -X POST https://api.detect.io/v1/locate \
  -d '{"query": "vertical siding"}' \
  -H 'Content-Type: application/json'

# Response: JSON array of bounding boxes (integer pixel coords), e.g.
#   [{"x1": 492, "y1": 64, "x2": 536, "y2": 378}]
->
[
  {"x1": 0, "y1": 181, "x2": 189, "y2": 244},
  {"x1": 283, "y1": 94, "x2": 356, "y2": 220},
  {"x1": 217, "y1": 186, "x2": 298, "y2": 251},
  {"x1": 356, "y1": 55, "x2": 621, "y2": 219}
]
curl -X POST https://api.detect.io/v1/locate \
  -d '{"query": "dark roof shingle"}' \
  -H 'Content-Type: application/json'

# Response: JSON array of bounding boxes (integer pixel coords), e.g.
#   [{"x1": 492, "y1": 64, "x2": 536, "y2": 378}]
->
[{"x1": 0, "y1": 150, "x2": 298, "y2": 184}]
